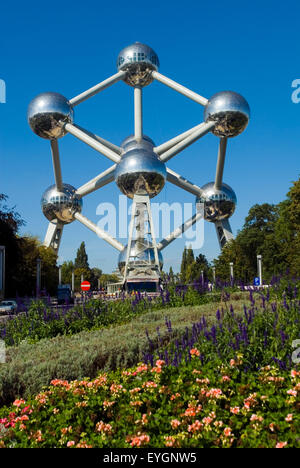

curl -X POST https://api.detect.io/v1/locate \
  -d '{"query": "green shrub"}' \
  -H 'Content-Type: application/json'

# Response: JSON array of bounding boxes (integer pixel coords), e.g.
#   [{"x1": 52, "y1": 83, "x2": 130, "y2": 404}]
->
[
  {"x1": 0, "y1": 302, "x2": 234, "y2": 407},
  {"x1": 0, "y1": 356, "x2": 299, "y2": 448}
]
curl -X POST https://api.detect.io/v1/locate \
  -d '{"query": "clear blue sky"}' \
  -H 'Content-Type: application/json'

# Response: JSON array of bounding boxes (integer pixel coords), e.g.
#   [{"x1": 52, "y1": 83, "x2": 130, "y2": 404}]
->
[{"x1": 0, "y1": 0, "x2": 299, "y2": 273}]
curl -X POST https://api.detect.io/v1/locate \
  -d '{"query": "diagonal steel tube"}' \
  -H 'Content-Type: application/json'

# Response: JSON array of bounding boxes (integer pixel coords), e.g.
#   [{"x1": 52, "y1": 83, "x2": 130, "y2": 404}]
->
[
  {"x1": 214, "y1": 137, "x2": 228, "y2": 190},
  {"x1": 152, "y1": 71, "x2": 208, "y2": 106},
  {"x1": 74, "y1": 212, "x2": 124, "y2": 252},
  {"x1": 76, "y1": 165, "x2": 116, "y2": 198},
  {"x1": 64, "y1": 123, "x2": 121, "y2": 164},
  {"x1": 50, "y1": 139, "x2": 63, "y2": 191},
  {"x1": 69, "y1": 71, "x2": 126, "y2": 106},
  {"x1": 73, "y1": 124, "x2": 122, "y2": 155},
  {"x1": 159, "y1": 121, "x2": 215, "y2": 163},
  {"x1": 157, "y1": 211, "x2": 203, "y2": 251},
  {"x1": 166, "y1": 168, "x2": 203, "y2": 197},
  {"x1": 154, "y1": 122, "x2": 206, "y2": 156}
]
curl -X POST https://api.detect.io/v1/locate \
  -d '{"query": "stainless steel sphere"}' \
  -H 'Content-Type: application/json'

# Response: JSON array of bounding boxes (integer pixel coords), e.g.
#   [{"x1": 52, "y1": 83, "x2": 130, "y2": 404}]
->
[
  {"x1": 121, "y1": 134, "x2": 155, "y2": 153},
  {"x1": 204, "y1": 91, "x2": 250, "y2": 137},
  {"x1": 41, "y1": 184, "x2": 82, "y2": 224},
  {"x1": 28, "y1": 92, "x2": 74, "y2": 139},
  {"x1": 117, "y1": 42, "x2": 159, "y2": 87},
  {"x1": 118, "y1": 240, "x2": 163, "y2": 275},
  {"x1": 115, "y1": 144, "x2": 166, "y2": 199},
  {"x1": 196, "y1": 182, "x2": 237, "y2": 222}
]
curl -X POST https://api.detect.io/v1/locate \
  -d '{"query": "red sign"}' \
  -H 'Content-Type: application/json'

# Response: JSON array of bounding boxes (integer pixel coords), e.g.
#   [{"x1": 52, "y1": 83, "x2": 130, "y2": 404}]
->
[{"x1": 81, "y1": 281, "x2": 91, "y2": 291}]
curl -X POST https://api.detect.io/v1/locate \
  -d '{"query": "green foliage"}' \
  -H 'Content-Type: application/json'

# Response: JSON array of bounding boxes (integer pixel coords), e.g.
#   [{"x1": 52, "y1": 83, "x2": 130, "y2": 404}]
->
[
  {"x1": 0, "y1": 286, "x2": 220, "y2": 347},
  {"x1": 74, "y1": 242, "x2": 89, "y2": 269},
  {"x1": 214, "y1": 177, "x2": 300, "y2": 282},
  {"x1": 0, "y1": 356, "x2": 299, "y2": 448},
  {"x1": 0, "y1": 194, "x2": 58, "y2": 296},
  {"x1": 181, "y1": 247, "x2": 210, "y2": 284},
  {"x1": 0, "y1": 300, "x2": 228, "y2": 406}
]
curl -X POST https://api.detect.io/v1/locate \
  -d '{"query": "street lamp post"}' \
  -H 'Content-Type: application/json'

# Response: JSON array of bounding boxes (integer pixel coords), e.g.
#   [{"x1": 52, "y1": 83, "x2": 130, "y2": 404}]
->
[
  {"x1": 229, "y1": 262, "x2": 234, "y2": 285},
  {"x1": 257, "y1": 254, "x2": 263, "y2": 286}
]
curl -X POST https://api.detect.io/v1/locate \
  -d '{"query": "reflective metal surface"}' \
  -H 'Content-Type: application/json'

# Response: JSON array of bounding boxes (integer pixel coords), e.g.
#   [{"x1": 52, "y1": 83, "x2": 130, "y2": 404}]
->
[
  {"x1": 117, "y1": 42, "x2": 159, "y2": 87},
  {"x1": 204, "y1": 91, "x2": 250, "y2": 137},
  {"x1": 196, "y1": 182, "x2": 237, "y2": 222},
  {"x1": 115, "y1": 146, "x2": 166, "y2": 199},
  {"x1": 120, "y1": 134, "x2": 155, "y2": 152},
  {"x1": 41, "y1": 183, "x2": 82, "y2": 224},
  {"x1": 28, "y1": 92, "x2": 74, "y2": 139},
  {"x1": 118, "y1": 240, "x2": 163, "y2": 274}
]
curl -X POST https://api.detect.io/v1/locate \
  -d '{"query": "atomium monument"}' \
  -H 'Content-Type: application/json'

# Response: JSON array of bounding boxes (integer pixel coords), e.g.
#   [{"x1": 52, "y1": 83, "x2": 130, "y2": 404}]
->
[{"x1": 28, "y1": 42, "x2": 250, "y2": 291}]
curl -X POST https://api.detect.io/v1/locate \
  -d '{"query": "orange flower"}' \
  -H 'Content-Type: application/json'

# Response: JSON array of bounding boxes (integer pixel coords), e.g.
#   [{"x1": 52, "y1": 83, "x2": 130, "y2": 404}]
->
[
  {"x1": 190, "y1": 348, "x2": 200, "y2": 357},
  {"x1": 276, "y1": 442, "x2": 287, "y2": 448},
  {"x1": 230, "y1": 407, "x2": 240, "y2": 415},
  {"x1": 223, "y1": 427, "x2": 232, "y2": 437},
  {"x1": 170, "y1": 419, "x2": 181, "y2": 429},
  {"x1": 155, "y1": 359, "x2": 165, "y2": 367},
  {"x1": 188, "y1": 420, "x2": 203, "y2": 433},
  {"x1": 13, "y1": 399, "x2": 25, "y2": 407}
]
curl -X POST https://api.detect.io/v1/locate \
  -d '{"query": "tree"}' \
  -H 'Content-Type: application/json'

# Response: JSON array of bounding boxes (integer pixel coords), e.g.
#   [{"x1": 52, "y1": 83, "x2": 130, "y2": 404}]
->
[
  {"x1": 61, "y1": 261, "x2": 74, "y2": 285},
  {"x1": 180, "y1": 247, "x2": 188, "y2": 283},
  {"x1": 74, "y1": 242, "x2": 89, "y2": 269},
  {"x1": 213, "y1": 177, "x2": 300, "y2": 282}
]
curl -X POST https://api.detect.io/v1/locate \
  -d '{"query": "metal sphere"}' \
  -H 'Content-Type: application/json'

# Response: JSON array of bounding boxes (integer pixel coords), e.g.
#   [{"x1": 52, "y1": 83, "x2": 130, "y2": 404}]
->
[
  {"x1": 204, "y1": 91, "x2": 250, "y2": 137},
  {"x1": 121, "y1": 134, "x2": 155, "y2": 153},
  {"x1": 28, "y1": 92, "x2": 74, "y2": 139},
  {"x1": 118, "y1": 240, "x2": 163, "y2": 275},
  {"x1": 41, "y1": 184, "x2": 82, "y2": 224},
  {"x1": 117, "y1": 42, "x2": 159, "y2": 87},
  {"x1": 196, "y1": 182, "x2": 237, "y2": 222},
  {"x1": 115, "y1": 145, "x2": 166, "y2": 199}
]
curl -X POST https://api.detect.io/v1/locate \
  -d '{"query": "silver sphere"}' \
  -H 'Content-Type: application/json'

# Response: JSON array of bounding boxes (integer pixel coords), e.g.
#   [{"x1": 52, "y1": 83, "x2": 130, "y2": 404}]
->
[
  {"x1": 28, "y1": 92, "x2": 74, "y2": 139},
  {"x1": 118, "y1": 240, "x2": 163, "y2": 275},
  {"x1": 115, "y1": 140, "x2": 166, "y2": 199},
  {"x1": 121, "y1": 134, "x2": 155, "y2": 152},
  {"x1": 204, "y1": 91, "x2": 250, "y2": 137},
  {"x1": 196, "y1": 182, "x2": 237, "y2": 222},
  {"x1": 117, "y1": 42, "x2": 159, "y2": 87},
  {"x1": 41, "y1": 184, "x2": 82, "y2": 224}
]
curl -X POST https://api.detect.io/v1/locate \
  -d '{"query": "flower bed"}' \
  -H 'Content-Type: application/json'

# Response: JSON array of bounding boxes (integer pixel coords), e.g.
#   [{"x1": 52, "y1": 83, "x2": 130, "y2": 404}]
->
[
  {"x1": 0, "y1": 356, "x2": 299, "y2": 448},
  {"x1": 1, "y1": 284, "x2": 220, "y2": 347}
]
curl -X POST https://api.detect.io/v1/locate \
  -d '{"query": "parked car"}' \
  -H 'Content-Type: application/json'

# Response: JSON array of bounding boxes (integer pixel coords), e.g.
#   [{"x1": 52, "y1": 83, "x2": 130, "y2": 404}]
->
[{"x1": 0, "y1": 300, "x2": 18, "y2": 315}]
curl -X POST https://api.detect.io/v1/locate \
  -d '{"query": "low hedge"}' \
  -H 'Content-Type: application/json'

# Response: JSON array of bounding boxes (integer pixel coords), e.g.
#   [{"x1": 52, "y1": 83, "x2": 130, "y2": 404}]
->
[{"x1": 0, "y1": 300, "x2": 250, "y2": 407}]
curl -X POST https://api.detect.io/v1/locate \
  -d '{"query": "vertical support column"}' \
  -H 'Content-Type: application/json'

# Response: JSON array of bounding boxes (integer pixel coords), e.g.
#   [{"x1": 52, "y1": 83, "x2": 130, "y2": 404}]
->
[
  {"x1": 146, "y1": 197, "x2": 160, "y2": 271},
  {"x1": 215, "y1": 219, "x2": 234, "y2": 249},
  {"x1": 214, "y1": 137, "x2": 227, "y2": 190},
  {"x1": 257, "y1": 254, "x2": 263, "y2": 286},
  {"x1": 212, "y1": 267, "x2": 216, "y2": 285},
  {"x1": 36, "y1": 258, "x2": 42, "y2": 297},
  {"x1": 72, "y1": 270, "x2": 75, "y2": 293},
  {"x1": 134, "y1": 86, "x2": 143, "y2": 141},
  {"x1": 201, "y1": 270, "x2": 204, "y2": 284},
  {"x1": 124, "y1": 197, "x2": 137, "y2": 281},
  {"x1": 229, "y1": 262, "x2": 234, "y2": 285},
  {"x1": 98, "y1": 278, "x2": 100, "y2": 291}
]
